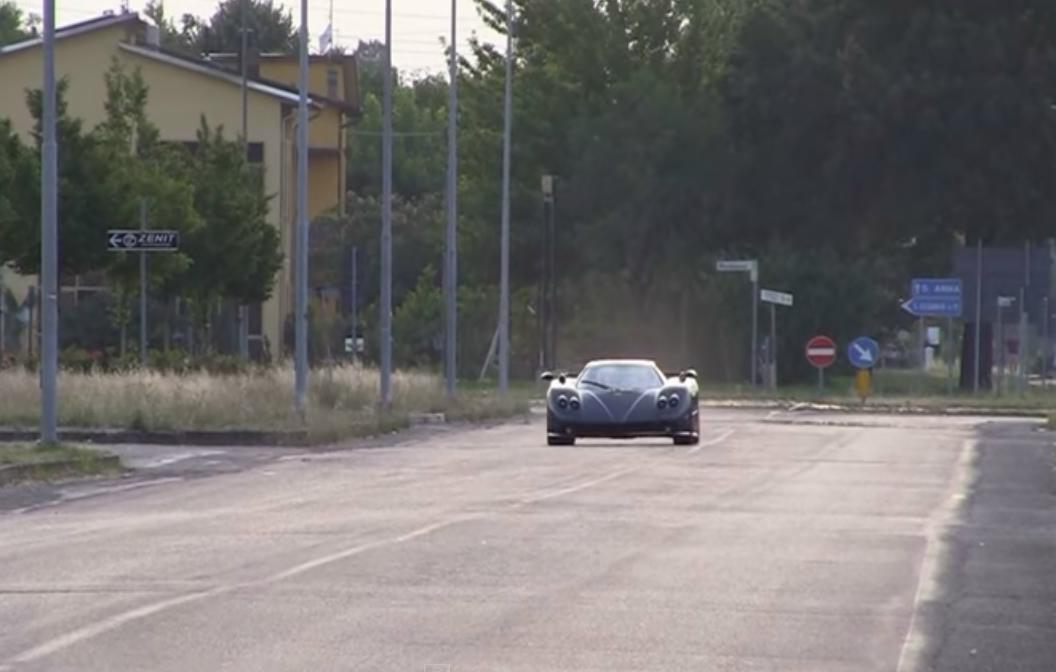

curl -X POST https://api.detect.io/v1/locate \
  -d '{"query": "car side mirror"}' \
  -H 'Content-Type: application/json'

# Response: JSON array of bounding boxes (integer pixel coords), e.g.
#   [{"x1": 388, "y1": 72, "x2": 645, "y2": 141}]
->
[
  {"x1": 680, "y1": 369, "x2": 697, "y2": 382},
  {"x1": 558, "y1": 373, "x2": 567, "y2": 384},
  {"x1": 540, "y1": 371, "x2": 555, "y2": 382}
]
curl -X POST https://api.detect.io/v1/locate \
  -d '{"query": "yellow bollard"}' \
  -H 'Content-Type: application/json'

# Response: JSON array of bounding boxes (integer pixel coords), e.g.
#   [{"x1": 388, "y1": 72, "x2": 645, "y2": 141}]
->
[{"x1": 855, "y1": 369, "x2": 872, "y2": 404}]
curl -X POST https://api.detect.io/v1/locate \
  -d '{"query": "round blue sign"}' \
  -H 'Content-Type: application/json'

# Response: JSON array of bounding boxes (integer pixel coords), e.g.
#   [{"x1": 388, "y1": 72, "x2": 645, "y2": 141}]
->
[{"x1": 848, "y1": 337, "x2": 880, "y2": 369}]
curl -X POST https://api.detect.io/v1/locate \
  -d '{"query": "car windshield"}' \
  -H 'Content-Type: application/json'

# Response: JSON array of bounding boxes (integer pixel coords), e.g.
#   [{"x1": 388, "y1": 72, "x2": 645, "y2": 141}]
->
[{"x1": 578, "y1": 364, "x2": 663, "y2": 392}]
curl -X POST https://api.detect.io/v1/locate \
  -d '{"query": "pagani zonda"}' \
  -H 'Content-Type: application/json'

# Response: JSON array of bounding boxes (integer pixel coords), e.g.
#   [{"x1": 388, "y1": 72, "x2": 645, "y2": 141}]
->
[{"x1": 542, "y1": 359, "x2": 699, "y2": 446}]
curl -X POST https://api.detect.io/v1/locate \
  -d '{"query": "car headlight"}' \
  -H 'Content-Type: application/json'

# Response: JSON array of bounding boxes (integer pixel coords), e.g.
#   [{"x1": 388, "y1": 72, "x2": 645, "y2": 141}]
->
[
  {"x1": 657, "y1": 396, "x2": 668, "y2": 409},
  {"x1": 569, "y1": 397, "x2": 581, "y2": 411},
  {"x1": 557, "y1": 395, "x2": 569, "y2": 409},
  {"x1": 668, "y1": 394, "x2": 680, "y2": 408}
]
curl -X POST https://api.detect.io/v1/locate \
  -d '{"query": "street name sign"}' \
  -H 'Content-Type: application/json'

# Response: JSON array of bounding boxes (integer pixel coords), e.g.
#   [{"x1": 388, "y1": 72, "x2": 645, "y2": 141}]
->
[
  {"x1": 805, "y1": 335, "x2": 837, "y2": 369},
  {"x1": 716, "y1": 259, "x2": 759, "y2": 282},
  {"x1": 760, "y1": 289, "x2": 793, "y2": 307},
  {"x1": 848, "y1": 336, "x2": 880, "y2": 369},
  {"x1": 107, "y1": 230, "x2": 180, "y2": 252}
]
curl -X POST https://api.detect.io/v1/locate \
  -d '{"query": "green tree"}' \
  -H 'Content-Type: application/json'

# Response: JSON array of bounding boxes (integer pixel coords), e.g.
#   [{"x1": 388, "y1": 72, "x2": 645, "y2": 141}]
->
[
  {"x1": 95, "y1": 59, "x2": 202, "y2": 351},
  {"x1": 171, "y1": 118, "x2": 281, "y2": 342},
  {"x1": 0, "y1": 1, "x2": 28, "y2": 46},
  {"x1": 186, "y1": 0, "x2": 297, "y2": 55},
  {"x1": 0, "y1": 80, "x2": 123, "y2": 279}
]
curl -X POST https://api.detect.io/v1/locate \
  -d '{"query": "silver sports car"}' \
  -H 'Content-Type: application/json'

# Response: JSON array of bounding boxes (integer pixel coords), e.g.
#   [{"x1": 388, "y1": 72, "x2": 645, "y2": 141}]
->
[{"x1": 542, "y1": 359, "x2": 700, "y2": 446}]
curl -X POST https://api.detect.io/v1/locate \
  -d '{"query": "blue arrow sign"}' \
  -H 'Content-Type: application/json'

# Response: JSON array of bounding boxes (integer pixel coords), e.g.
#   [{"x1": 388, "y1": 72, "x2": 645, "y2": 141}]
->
[
  {"x1": 848, "y1": 337, "x2": 880, "y2": 369},
  {"x1": 901, "y1": 296, "x2": 962, "y2": 318}
]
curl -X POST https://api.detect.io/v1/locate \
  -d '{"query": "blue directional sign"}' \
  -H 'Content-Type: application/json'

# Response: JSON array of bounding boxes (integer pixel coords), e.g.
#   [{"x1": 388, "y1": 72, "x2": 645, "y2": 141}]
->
[
  {"x1": 848, "y1": 337, "x2": 880, "y2": 369},
  {"x1": 903, "y1": 277, "x2": 963, "y2": 318},
  {"x1": 911, "y1": 278, "x2": 962, "y2": 298},
  {"x1": 901, "y1": 296, "x2": 962, "y2": 318}
]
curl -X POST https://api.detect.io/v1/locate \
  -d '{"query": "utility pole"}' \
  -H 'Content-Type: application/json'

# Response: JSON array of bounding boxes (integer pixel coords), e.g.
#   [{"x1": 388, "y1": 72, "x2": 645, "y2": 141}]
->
[
  {"x1": 1043, "y1": 296, "x2": 1050, "y2": 390},
  {"x1": 379, "y1": 0, "x2": 394, "y2": 407},
  {"x1": 238, "y1": 0, "x2": 251, "y2": 359},
  {"x1": 350, "y1": 245, "x2": 358, "y2": 364},
  {"x1": 0, "y1": 264, "x2": 6, "y2": 363},
  {"x1": 497, "y1": 0, "x2": 514, "y2": 393},
  {"x1": 751, "y1": 266, "x2": 759, "y2": 386},
  {"x1": 294, "y1": 0, "x2": 309, "y2": 414},
  {"x1": 973, "y1": 239, "x2": 982, "y2": 394},
  {"x1": 40, "y1": 0, "x2": 58, "y2": 444},
  {"x1": 443, "y1": 0, "x2": 458, "y2": 397},
  {"x1": 139, "y1": 199, "x2": 148, "y2": 367}
]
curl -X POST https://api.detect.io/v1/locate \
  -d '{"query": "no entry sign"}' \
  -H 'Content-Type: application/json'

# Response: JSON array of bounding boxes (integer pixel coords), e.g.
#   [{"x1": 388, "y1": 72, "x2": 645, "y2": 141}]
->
[{"x1": 805, "y1": 335, "x2": 837, "y2": 369}]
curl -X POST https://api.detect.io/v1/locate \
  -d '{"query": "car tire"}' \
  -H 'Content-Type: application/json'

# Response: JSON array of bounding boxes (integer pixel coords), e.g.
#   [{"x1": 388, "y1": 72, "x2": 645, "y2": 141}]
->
[
  {"x1": 673, "y1": 435, "x2": 697, "y2": 446},
  {"x1": 548, "y1": 436, "x2": 575, "y2": 446}
]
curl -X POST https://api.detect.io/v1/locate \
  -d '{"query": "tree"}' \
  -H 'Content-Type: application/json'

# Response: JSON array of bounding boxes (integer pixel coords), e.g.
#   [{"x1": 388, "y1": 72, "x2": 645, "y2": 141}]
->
[
  {"x1": 0, "y1": 80, "x2": 124, "y2": 279},
  {"x1": 143, "y1": 1, "x2": 200, "y2": 55},
  {"x1": 0, "y1": 1, "x2": 28, "y2": 47},
  {"x1": 171, "y1": 118, "x2": 281, "y2": 342},
  {"x1": 187, "y1": 0, "x2": 297, "y2": 55},
  {"x1": 95, "y1": 59, "x2": 202, "y2": 352}
]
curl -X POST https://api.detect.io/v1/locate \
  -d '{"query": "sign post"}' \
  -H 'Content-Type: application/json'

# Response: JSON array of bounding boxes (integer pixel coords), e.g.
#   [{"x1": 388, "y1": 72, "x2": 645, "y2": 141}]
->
[
  {"x1": 848, "y1": 336, "x2": 879, "y2": 403},
  {"x1": 760, "y1": 289, "x2": 793, "y2": 390},
  {"x1": 805, "y1": 335, "x2": 837, "y2": 393},
  {"x1": 996, "y1": 295, "x2": 1015, "y2": 395},
  {"x1": 717, "y1": 259, "x2": 759, "y2": 386},
  {"x1": 108, "y1": 220, "x2": 180, "y2": 366}
]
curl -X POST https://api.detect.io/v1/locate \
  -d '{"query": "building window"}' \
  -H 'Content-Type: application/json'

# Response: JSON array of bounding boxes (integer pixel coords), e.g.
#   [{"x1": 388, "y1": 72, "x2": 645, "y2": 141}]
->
[{"x1": 327, "y1": 68, "x2": 339, "y2": 98}]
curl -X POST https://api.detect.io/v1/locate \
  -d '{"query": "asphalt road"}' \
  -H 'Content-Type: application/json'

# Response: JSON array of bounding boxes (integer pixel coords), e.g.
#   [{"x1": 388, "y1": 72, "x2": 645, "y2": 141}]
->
[{"x1": 0, "y1": 409, "x2": 1053, "y2": 671}]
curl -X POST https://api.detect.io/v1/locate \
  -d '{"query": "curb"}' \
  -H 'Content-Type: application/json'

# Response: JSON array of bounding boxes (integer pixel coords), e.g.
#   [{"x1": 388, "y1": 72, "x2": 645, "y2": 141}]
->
[
  {"x1": 0, "y1": 413, "x2": 454, "y2": 448},
  {"x1": 0, "y1": 455, "x2": 122, "y2": 486},
  {"x1": 0, "y1": 429, "x2": 311, "y2": 447},
  {"x1": 700, "y1": 400, "x2": 1049, "y2": 418}
]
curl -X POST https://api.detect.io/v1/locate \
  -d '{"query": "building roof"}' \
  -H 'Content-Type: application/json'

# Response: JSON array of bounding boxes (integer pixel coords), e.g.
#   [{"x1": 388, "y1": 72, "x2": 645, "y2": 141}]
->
[
  {"x1": 118, "y1": 42, "x2": 317, "y2": 108},
  {"x1": 1, "y1": 12, "x2": 356, "y2": 114},
  {"x1": 0, "y1": 11, "x2": 143, "y2": 56}
]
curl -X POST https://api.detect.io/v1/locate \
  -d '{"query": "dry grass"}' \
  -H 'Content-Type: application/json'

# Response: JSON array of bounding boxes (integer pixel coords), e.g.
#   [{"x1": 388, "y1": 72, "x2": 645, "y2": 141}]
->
[{"x1": 0, "y1": 365, "x2": 525, "y2": 434}]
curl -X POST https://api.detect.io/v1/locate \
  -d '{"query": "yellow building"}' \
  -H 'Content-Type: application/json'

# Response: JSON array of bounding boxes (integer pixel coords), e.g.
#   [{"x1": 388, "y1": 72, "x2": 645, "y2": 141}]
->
[{"x1": 0, "y1": 11, "x2": 359, "y2": 357}]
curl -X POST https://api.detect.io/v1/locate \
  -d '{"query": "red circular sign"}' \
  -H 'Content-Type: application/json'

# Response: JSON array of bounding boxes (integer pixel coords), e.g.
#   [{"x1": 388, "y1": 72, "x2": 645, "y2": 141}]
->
[{"x1": 805, "y1": 335, "x2": 837, "y2": 369}]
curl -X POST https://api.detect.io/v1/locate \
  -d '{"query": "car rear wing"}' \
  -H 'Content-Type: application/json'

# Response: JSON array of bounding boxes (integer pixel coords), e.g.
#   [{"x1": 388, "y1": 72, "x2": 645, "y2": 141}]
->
[
  {"x1": 664, "y1": 369, "x2": 698, "y2": 382},
  {"x1": 540, "y1": 371, "x2": 579, "y2": 383}
]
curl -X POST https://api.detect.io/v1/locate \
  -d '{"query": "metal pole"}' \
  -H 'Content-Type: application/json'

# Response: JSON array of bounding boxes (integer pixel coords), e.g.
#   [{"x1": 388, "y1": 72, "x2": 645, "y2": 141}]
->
[
  {"x1": 350, "y1": 245, "x2": 358, "y2": 364},
  {"x1": 769, "y1": 303, "x2": 777, "y2": 390},
  {"x1": 293, "y1": 0, "x2": 309, "y2": 413},
  {"x1": 379, "y1": 0, "x2": 394, "y2": 407},
  {"x1": 1043, "y1": 296, "x2": 1049, "y2": 390},
  {"x1": 750, "y1": 269, "x2": 758, "y2": 386},
  {"x1": 946, "y1": 316, "x2": 953, "y2": 396},
  {"x1": 238, "y1": 0, "x2": 250, "y2": 360},
  {"x1": 497, "y1": 0, "x2": 514, "y2": 393},
  {"x1": 818, "y1": 367, "x2": 824, "y2": 394},
  {"x1": 139, "y1": 199, "x2": 148, "y2": 367},
  {"x1": 973, "y1": 239, "x2": 982, "y2": 394},
  {"x1": 997, "y1": 300, "x2": 1004, "y2": 396},
  {"x1": 1019, "y1": 286, "x2": 1027, "y2": 394},
  {"x1": 443, "y1": 0, "x2": 458, "y2": 397},
  {"x1": 0, "y1": 265, "x2": 6, "y2": 363},
  {"x1": 40, "y1": 0, "x2": 58, "y2": 444},
  {"x1": 919, "y1": 316, "x2": 926, "y2": 371}
]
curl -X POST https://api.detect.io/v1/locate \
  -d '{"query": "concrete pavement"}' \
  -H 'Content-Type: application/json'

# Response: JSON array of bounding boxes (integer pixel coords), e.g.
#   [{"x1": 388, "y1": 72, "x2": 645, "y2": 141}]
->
[{"x1": 0, "y1": 409, "x2": 1052, "y2": 671}]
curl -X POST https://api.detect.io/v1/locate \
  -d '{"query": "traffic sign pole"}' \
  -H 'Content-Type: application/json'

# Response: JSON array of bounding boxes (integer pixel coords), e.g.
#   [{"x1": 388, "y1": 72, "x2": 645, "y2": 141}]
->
[
  {"x1": 751, "y1": 271, "x2": 758, "y2": 387},
  {"x1": 139, "y1": 199, "x2": 148, "y2": 367},
  {"x1": 973, "y1": 240, "x2": 982, "y2": 394},
  {"x1": 769, "y1": 303, "x2": 776, "y2": 390}
]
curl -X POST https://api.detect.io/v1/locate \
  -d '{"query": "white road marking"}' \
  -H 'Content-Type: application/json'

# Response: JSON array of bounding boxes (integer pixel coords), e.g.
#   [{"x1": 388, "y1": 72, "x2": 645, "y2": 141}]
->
[
  {"x1": 688, "y1": 429, "x2": 735, "y2": 454},
  {"x1": 3, "y1": 466, "x2": 635, "y2": 666},
  {"x1": 519, "y1": 466, "x2": 637, "y2": 505},
  {"x1": 896, "y1": 437, "x2": 977, "y2": 672}
]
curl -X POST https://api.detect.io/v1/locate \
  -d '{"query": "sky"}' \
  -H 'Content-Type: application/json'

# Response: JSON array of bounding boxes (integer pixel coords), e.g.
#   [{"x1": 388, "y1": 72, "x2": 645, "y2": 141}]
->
[{"x1": 11, "y1": 0, "x2": 501, "y2": 75}]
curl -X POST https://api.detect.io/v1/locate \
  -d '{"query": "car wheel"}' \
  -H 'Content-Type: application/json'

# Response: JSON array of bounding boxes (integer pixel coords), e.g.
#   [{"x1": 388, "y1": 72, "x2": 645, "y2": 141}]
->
[
  {"x1": 673, "y1": 435, "x2": 696, "y2": 446},
  {"x1": 548, "y1": 436, "x2": 575, "y2": 446}
]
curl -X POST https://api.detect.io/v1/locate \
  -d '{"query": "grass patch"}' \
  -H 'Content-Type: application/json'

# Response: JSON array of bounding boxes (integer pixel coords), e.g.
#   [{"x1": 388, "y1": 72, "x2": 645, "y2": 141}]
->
[
  {"x1": 0, "y1": 443, "x2": 123, "y2": 484},
  {"x1": 0, "y1": 365, "x2": 532, "y2": 442}
]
